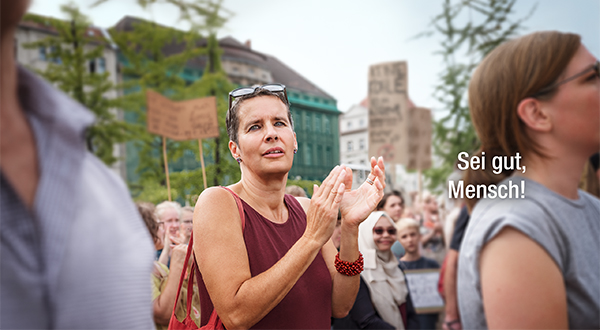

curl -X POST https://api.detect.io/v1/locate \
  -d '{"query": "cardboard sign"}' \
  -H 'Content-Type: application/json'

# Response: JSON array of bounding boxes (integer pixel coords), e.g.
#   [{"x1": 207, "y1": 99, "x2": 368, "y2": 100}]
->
[
  {"x1": 406, "y1": 107, "x2": 432, "y2": 170},
  {"x1": 368, "y1": 61, "x2": 409, "y2": 164},
  {"x1": 368, "y1": 61, "x2": 432, "y2": 170},
  {"x1": 146, "y1": 90, "x2": 219, "y2": 140},
  {"x1": 404, "y1": 269, "x2": 444, "y2": 314}
]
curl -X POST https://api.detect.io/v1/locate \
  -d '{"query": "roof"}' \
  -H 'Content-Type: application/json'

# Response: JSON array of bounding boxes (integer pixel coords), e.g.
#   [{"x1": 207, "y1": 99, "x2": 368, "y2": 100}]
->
[
  {"x1": 20, "y1": 13, "x2": 111, "y2": 47},
  {"x1": 262, "y1": 54, "x2": 334, "y2": 100},
  {"x1": 112, "y1": 17, "x2": 335, "y2": 100}
]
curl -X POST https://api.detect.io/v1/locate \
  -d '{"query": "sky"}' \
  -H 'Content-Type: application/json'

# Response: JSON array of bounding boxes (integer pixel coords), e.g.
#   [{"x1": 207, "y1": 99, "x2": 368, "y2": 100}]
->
[{"x1": 28, "y1": 0, "x2": 600, "y2": 117}]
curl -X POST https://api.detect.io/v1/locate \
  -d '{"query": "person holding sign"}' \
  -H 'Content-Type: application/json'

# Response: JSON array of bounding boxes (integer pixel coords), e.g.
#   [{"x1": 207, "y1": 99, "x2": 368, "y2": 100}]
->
[
  {"x1": 458, "y1": 31, "x2": 600, "y2": 329},
  {"x1": 397, "y1": 218, "x2": 441, "y2": 330},
  {"x1": 333, "y1": 212, "x2": 418, "y2": 329},
  {"x1": 193, "y1": 84, "x2": 386, "y2": 329}
]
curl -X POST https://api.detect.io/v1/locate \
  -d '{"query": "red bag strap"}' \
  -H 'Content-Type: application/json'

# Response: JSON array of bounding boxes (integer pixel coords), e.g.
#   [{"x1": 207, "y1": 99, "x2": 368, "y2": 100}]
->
[{"x1": 169, "y1": 186, "x2": 246, "y2": 329}]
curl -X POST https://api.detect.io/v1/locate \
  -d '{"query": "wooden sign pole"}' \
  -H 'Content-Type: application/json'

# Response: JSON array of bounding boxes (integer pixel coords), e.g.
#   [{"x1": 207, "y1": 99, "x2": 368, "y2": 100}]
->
[
  {"x1": 162, "y1": 136, "x2": 172, "y2": 201},
  {"x1": 198, "y1": 139, "x2": 208, "y2": 190}
]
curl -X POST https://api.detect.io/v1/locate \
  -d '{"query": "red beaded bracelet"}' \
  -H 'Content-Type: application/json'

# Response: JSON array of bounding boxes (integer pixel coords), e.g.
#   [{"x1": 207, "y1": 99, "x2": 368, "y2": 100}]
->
[{"x1": 334, "y1": 252, "x2": 364, "y2": 276}]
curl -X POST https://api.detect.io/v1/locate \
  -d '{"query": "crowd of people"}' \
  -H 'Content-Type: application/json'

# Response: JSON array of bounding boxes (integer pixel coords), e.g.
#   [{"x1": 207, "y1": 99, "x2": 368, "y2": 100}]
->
[{"x1": 2, "y1": 0, "x2": 599, "y2": 328}]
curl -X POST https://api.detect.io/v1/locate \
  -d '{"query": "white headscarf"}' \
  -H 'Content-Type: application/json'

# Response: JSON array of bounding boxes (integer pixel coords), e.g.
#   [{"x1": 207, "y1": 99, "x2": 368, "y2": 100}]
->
[{"x1": 358, "y1": 211, "x2": 408, "y2": 330}]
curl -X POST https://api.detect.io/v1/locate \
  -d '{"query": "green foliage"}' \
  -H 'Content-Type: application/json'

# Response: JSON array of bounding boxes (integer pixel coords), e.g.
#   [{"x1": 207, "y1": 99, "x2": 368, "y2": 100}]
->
[
  {"x1": 23, "y1": 3, "x2": 134, "y2": 165},
  {"x1": 420, "y1": 0, "x2": 535, "y2": 192},
  {"x1": 102, "y1": 0, "x2": 235, "y2": 201}
]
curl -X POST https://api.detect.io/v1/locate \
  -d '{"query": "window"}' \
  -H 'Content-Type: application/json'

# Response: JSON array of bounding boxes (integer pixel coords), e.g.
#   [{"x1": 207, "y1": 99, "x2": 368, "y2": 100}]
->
[
  {"x1": 315, "y1": 114, "x2": 321, "y2": 133},
  {"x1": 359, "y1": 139, "x2": 365, "y2": 150},
  {"x1": 347, "y1": 141, "x2": 353, "y2": 152},
  {"x1": 39, "y1": 46, "x2": 47, "y2": 61},
  {"x1": 347, "y1": 121, "x2": 352, "y2": 130},
  {"x1": 97, "y1": 58, "x2": 106, "y2": 73},
  {"x1": 49, "y1": 46, "x2": 61, "y2": 64},
  {"x1": 317, "y1": 146, "x2": 323, "y2": 166},
  {"x1": 324, "y1": 117, "x2": 331, "y2": 134},
  {"x1": 89, "y1": 59, "x2": 96, "y2": 73},
  {"x1": 359, "y1": 119, "x2": 365, "y2": 127},
  {"x1": 305, "y1": 144, "x2": 313, "y2": 165}
]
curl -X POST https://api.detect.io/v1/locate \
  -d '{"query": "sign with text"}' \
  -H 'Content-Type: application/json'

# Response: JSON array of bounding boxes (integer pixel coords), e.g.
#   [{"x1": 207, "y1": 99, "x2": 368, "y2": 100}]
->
[
  {"x1": 146, "y1": 90, "x2": 219, "y2": 141},
  {"x1": 406, "y1": 107, "x2": 432, "y2": 170},
  {"x1": 368, "y1": 61, "x2": 409, "y2": 164},
  {"x1": 404, "y1": 269, "x2": 444, "y2": 314}
]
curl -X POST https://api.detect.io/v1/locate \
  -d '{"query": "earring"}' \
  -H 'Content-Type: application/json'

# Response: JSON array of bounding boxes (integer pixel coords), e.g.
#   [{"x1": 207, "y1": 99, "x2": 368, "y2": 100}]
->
[
  {"x1": 236, "y1": 157, "x2": 242, "y2": 164},
  {"x1": 293, "y1": 148, "x2": 298, "y2": 154}
]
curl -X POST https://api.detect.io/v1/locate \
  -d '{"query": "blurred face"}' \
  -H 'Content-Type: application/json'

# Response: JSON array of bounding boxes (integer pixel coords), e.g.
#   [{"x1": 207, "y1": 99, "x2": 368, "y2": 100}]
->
[
  {"x1": 542, "y1": 46, "x2": 600, "y2": 154},
  {"x1": 397, "y1": 227, "x2": 420, "y2": 255},
  {"x1": 232, "y1": 96, "x2": 297, "y2": 177},
  {"x1": 372, "y1": 216, "x2": 397, "y2": 252},
  {"x1": 159, "y1": 207, "x2": 180, "y2": 237},
  {"x1": 383, "y1": 195, "x2": 404, "y2": 222},
  {"x1": 180, "y1": 210, "x2": 193, "y2": 241}
]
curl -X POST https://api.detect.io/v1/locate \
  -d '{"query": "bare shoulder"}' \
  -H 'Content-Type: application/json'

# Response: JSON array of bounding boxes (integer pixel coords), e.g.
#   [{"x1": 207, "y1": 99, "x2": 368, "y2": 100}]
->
[{"x1": 194, "y1": 186, "x2": 241, "y2": 229}]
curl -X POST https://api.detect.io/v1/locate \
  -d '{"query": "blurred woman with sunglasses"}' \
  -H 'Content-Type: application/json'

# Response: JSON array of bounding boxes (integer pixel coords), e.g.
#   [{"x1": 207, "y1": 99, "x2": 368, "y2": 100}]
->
[
  {"x1": 458, "y1": 31, "x2": 600, "y2": 329},
  {"x1": 333, "y1": 211, "x2": 418, "y2": 329},
  {"x1": 193, "y1": 84, "x2": 386, "y2": 329}
]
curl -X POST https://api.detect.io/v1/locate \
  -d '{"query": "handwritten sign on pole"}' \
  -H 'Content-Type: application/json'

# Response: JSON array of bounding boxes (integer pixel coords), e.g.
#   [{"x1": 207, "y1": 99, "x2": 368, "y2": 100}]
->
[
  {"x1": 146, "y1": 90, "x2": 219, "y2": 141},
  {"x1": 406, "y1": 107, "x2": 432, "y2": 170},
  {"x1": 404, "y1": 269, "x2": 444, "y2": 314},
  {"x1": 368, "y1": 61, "x2": 409, "y2": 163}
]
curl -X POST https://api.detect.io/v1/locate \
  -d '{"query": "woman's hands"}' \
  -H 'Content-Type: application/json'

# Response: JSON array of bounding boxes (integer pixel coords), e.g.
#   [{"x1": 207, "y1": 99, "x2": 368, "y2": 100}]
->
[
  {"x1": 340, "y1": 156, "x2": 386, "y2": 227},
  {"x1": 304, "y1": 166, "x2": 347, "y2": 246}
]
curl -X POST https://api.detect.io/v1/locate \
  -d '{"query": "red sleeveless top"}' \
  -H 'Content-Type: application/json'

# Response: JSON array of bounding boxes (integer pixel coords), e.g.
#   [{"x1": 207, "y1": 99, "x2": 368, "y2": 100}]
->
[{"x1": 197, "y1": 193, "x2": 332, "y2": 329}]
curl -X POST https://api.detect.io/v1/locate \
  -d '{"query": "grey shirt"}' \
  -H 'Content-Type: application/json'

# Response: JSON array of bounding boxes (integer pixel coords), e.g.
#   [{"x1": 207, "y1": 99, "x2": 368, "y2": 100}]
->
[
  {"x1": 458, "y1": 176, "x2": 600, "y2": 329},
  {"x1": 0, "y1": 67, "x2": 155, "y2": 329}
]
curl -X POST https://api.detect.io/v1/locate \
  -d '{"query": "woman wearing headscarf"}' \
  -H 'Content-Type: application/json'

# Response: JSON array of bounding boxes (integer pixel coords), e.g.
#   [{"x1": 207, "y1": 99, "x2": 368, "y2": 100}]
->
[{"x1": 333, "y1": 211, "x2": 418, "y2": 329}]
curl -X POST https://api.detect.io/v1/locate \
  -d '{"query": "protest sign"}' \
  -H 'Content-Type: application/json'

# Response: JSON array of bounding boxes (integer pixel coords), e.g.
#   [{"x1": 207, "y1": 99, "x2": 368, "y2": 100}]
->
[
  {"x1": 368, "y1": 61, "x2": 409, "y2": 164},
  {"x1": 404, "y1": 269, "x2": 444, "y2": 314},
  {"x1": 406, "y1": 107, "x2": 432, "y2": 170},
  {"x1": 146, "y1": 90, "x2": 219, "y2": 141},
  {"x1": 146, "y1": 90, "x2": 219, "y2": 198}
]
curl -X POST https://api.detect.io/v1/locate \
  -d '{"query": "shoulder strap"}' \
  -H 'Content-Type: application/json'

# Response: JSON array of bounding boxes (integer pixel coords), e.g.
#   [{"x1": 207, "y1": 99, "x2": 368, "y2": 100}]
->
[{"x1": 219, "y1": 186, "x2": 246, "y2": 230}]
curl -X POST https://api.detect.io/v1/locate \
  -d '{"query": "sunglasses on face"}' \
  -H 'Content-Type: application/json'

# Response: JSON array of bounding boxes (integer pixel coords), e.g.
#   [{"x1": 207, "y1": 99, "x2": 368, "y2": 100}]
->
[
  {"x1": 228, "y1": 84, "x2": 288, "y2": 110},
  {"x1": 532, "y1": 60, "x2": 600, "y2": 98},
  {"x1": 373, "y1": 227, "x2": 397, "y2": 235}
]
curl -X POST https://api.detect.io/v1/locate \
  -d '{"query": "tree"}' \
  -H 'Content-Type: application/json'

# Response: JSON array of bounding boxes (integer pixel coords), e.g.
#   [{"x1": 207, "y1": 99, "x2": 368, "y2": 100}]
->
[
  {"x1": 102, "y1": 0, "x2": 235, "y2": 204},
  {"x1": 23, "y1": 3, "x2": 133, "y2": 165},
  {"x1": 420, "y1": 0, "x2": 535, "y2": 191}
]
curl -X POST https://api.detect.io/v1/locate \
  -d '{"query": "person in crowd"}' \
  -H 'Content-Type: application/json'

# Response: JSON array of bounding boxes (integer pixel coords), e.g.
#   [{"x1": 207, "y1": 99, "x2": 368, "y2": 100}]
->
[
  {"x1": 137, "y1": 202, "x2": 188, "y2": 329},
  {"x1": 442, "y1": 205, "x2": 469, "y2": 330},
  {"x1": 285, "y1": 184, "x2": 308, "y2": 197},
  {"x1": 193, "y1": 84, "x2": 386, "y2": 329},
  {"x1": 377, "y1": 190, "x2": 406, "y2": 259},
  {"x1": 156, "y1": 201, "x2": 182, "y2": 239},
  {"x1": 396, "y1": 218, "x2": 441, "y2": 330},
  {"x1": 0, "y1": 1, "x2": 154, "y2": 328},
  {"x1": 333, "y1": 211, "x2": 418, "y2": 329},
  {"x1": 377, "y1": 190, "x2": 405, "y2": 223},
  {"x1": 180, "y1": 206, "x2": 194, "y2": 244},
  {"x1": 419, "y1": 192, "x2": 445, "y2": 264},
  {"x1": 458, "y1": 31, "x2": 600, "y2": 329}
]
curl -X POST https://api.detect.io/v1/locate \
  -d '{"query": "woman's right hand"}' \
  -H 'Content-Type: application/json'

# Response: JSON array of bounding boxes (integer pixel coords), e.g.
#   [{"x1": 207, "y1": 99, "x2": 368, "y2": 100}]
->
[{"x1": 303, "y1": 166, "x2": 346, "y2": 246}]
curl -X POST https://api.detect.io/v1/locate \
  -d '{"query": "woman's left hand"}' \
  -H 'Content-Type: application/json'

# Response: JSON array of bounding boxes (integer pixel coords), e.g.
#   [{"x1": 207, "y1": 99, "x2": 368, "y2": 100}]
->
[{"x1": 339, "y1": 156, "x2": 386, "y2": 226}]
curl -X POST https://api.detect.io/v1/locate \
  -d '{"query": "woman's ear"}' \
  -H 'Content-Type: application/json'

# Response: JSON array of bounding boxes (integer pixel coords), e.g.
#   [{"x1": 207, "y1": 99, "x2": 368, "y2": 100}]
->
[
  {"x1": 229, "y1": 140, "x2": 240, "y2": 159},
  {"x1": 517, "y1": 98, "x2": 552, "y2": 132}
]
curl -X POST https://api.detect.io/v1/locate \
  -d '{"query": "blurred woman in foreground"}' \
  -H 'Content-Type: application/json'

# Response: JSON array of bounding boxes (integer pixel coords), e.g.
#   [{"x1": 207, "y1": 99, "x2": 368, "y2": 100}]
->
[{"x1": 458, "y1": 31, "x2": 600, "y2": 329}]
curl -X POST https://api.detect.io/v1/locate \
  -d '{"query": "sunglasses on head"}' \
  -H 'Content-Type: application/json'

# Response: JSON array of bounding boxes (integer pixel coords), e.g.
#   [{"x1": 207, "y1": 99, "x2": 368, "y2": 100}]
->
[
  {"x1": 373, "y1": 227, "x2": 397, "y2": 235},
  {"x1": 531, "y1": 60, "x2": 600, "y2": 98},
  {"x1": 228, "y1": 84, "x2": 288, "y2": 110}
]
